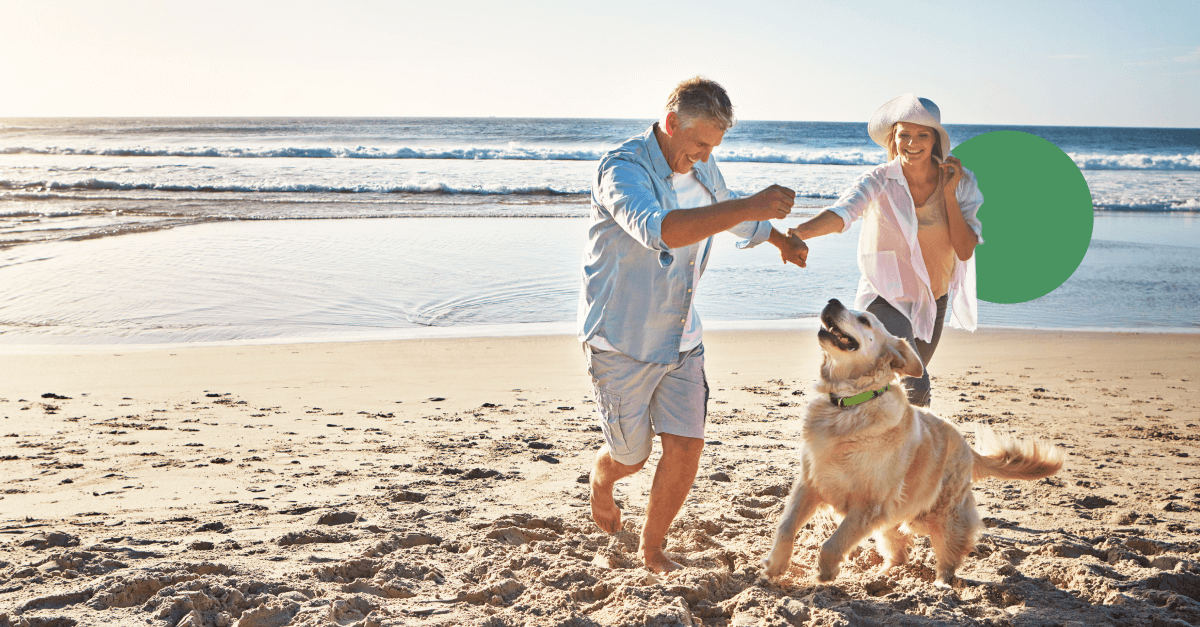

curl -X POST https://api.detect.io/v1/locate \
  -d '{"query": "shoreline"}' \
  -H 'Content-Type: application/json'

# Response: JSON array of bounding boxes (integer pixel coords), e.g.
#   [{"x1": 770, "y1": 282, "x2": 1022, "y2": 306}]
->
[
  {"x1": 3, "y1": 206, "x2": 1198, "y2": 253},
  {"x1": 3, "y1": 320, "x2": 1199, "y2": 355}
]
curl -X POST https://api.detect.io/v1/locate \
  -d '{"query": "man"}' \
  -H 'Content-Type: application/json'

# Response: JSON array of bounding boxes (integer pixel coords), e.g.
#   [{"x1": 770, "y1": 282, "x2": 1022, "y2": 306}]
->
[{"x1": 578, "y1": 76, "x2": 809, "y2": 573}]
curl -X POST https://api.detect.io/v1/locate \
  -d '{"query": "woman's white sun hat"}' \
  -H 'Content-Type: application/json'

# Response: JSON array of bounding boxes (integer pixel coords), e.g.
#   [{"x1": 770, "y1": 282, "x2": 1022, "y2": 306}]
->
[{"x1": 868, "y1": 94, "x2": 952, "y2": 163}]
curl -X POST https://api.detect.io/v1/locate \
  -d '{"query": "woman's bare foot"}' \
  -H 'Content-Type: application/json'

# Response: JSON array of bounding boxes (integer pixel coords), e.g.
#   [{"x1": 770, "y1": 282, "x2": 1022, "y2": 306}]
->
[{"x1": 642, "y1": 547, "x2": 684, "y2": 574}]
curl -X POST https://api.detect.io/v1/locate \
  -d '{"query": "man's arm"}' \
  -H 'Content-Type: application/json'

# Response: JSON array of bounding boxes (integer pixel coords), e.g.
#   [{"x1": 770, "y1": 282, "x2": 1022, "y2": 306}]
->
[{"x1": 660, "y1": 184, "x2": 795, "y2": 248}]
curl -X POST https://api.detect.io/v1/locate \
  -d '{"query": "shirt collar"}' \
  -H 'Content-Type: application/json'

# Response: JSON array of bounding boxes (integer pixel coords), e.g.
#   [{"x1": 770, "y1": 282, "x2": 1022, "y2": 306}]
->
[
  {"x1": 884, "y1": 157, "x2": 905, "y2": 181},
  {"x1": 644, "y1": 123, "x2": 676, "y2": 181}
]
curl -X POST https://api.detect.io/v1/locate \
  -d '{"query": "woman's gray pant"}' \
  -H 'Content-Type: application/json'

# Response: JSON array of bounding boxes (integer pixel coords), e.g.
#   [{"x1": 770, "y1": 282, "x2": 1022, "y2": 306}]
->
[{"x1": 866, "y1": 295, "x2": 949, "y2": 407}]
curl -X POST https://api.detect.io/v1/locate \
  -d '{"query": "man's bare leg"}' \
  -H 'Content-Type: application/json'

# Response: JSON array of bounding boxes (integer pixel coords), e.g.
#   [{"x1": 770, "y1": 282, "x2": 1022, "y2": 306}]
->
[
  {"x1": 640, "y1": 433, "x2": 704, "y2": 573},
  {"x1": 590, "y1": 444, "x2": 647, "y2": 533}
]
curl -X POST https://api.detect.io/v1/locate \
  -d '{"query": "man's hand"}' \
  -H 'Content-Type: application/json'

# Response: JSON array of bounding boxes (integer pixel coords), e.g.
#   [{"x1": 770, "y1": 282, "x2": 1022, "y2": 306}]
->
[
  {"x1": 769, "y1": 228, "x2": 809, "y2": 268},
  {"x1": 743, "y1": 185, "x2": 795, "y2": 221}
]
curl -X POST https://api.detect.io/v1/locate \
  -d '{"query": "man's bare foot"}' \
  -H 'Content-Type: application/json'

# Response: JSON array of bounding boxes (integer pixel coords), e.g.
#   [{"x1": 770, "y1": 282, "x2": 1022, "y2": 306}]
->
[
  {"x1": 589, "y1": 445, "x2": 644, "y2": 533},
  {"x1": 590, "y1": 470, "x2": 622, "y2": 533},
  {"x1": 642, "y1": 548, "x2": 683, "y2": 574}
]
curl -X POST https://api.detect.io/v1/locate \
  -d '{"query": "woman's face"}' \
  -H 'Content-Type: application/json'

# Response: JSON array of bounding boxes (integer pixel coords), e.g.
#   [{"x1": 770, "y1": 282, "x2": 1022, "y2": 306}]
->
[{"x1": 893, "y1": 122, "x2": 938, "y2": 166}]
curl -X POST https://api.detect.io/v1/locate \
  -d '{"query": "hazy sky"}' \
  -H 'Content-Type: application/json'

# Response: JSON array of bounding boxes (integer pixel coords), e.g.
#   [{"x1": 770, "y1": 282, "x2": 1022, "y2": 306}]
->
[{"x1": 3, "y1": 0, "x2": 1197, "y2": 127}]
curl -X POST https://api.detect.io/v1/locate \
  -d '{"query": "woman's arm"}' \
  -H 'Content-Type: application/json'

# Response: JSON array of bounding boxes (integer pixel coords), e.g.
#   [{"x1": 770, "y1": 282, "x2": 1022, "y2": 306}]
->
[
  {"x1": 941, "y1": 156, "x2": 979, "y2": 261},
  {"x1": 788, "y1": 166, "x2": 881, "y2": 242},
  {"x1": 788, "y1": 210, "x2": 846, "y2": 241}
]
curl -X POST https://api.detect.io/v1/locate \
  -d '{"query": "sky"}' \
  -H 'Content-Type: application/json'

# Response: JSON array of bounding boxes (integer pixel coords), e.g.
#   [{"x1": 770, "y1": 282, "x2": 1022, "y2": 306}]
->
[{"x1": 2, "y1": 0, "x2": 1197, "y2": 127}]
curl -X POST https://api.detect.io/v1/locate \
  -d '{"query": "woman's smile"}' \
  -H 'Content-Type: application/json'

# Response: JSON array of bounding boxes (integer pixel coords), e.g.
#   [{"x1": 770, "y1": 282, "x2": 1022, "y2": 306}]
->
[{"x1": 894, "y1": 122, "x2": 937, "y2": 165}]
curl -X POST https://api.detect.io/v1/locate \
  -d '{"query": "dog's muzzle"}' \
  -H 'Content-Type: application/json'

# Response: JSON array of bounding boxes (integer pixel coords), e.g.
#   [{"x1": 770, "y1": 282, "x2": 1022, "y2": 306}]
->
[{"x1": 819, "y1": 299, "x2": 860, "y2": 352}]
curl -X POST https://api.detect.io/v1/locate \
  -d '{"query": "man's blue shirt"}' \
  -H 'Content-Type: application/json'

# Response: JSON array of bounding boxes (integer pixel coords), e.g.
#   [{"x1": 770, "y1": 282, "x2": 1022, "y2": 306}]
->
[{"x1": 577, "y1": 124, "x2": 772, "y2": 364}]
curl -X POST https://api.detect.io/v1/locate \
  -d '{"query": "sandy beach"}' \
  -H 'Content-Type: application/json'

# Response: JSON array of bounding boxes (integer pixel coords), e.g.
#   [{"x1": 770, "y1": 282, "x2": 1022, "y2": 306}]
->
[{"x1": 2, "y1": 328, "x2": 1199, "y2": 627}]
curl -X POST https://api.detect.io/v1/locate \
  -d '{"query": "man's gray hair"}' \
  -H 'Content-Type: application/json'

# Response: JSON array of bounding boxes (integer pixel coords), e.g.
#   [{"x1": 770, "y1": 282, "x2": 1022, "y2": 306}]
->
[{"x1": 665, "y1": 76, "x2": 735, "y2": 131}]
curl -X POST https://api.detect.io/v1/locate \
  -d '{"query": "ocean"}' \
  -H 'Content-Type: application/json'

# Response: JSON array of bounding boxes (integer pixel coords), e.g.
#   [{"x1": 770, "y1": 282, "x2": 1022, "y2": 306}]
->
[{"x1": 1, "y1": 118, "x2": 1198, "y2": 345}]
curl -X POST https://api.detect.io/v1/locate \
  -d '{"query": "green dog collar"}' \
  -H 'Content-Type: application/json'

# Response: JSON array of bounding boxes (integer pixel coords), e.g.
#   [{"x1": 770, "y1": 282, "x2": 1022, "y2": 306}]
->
[{"x1": 830, "y1": 383, "x2": 891, "y2": 408}]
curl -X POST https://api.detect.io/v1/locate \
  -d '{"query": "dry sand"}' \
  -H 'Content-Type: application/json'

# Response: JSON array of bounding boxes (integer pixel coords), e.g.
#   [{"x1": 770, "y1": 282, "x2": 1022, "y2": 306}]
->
[{"x1": 1, "y1": 329, "x2": 1198, "y2": 627}]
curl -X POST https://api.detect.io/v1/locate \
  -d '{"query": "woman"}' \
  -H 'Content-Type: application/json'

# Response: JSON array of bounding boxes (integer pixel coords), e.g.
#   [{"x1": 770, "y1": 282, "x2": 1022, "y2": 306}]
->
[{"x1": 790, "y1": 94, "x2": 983, "y2": 407}]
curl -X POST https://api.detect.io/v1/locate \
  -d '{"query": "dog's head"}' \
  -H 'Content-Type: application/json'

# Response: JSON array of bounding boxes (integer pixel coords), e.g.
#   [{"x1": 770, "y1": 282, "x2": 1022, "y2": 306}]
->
[{"x1": 818, "y1": 299, "x2": 923, "y2": 392}]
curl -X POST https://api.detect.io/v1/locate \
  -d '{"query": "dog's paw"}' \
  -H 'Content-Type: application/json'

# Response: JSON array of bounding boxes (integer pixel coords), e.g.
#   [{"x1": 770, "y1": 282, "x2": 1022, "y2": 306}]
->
[
  {"x1": 816, "y1": 565, "x2": 840, "y2": 583},
  {"x1": 761, "y1": 552, "x2": 790, "y2": 581},
  {"x1": 817, "y1": 552, "x2": 841, "y2": 583}
]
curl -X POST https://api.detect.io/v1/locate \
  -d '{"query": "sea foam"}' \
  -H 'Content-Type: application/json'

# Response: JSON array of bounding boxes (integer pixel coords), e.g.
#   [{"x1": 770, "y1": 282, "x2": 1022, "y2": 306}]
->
[
  {"x1": 28, "y1": 178, "x2": 584, "y2": 196},
  {"x1": 1069, "y1": 152, "x2": 1200, "y2": 171}
]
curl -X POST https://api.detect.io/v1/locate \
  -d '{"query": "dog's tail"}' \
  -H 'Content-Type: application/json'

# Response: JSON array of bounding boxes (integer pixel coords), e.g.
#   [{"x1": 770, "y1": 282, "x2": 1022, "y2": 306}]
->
[{"x1": 970, "y1": 423, "x2": 1064, "y2": 482}]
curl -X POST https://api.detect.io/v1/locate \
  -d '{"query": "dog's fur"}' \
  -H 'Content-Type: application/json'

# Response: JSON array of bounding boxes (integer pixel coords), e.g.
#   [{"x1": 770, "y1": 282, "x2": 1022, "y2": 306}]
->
[{"x1": 762, "y1": 299, "x2": 1064, "y2": 585}]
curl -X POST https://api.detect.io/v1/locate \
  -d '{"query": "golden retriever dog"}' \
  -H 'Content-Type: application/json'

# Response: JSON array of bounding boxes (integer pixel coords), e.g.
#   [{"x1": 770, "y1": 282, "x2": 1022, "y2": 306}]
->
[{"x1": 762, "y1": 299, "x2": 1063, "y2": 586}]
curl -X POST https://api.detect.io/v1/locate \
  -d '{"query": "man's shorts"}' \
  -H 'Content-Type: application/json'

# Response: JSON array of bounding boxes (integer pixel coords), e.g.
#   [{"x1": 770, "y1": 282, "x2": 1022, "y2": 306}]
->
[{"x1": 583, "y1": 343, "x2": 708, "y2": 466}]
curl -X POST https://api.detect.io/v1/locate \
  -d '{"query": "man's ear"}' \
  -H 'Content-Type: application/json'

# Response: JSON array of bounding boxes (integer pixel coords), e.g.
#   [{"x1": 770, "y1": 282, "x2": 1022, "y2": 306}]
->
[
  {"x1": 663, "y1": 111, "x2": 678, "y2": 136},
  {"x1": 889, "y1": 338, "x2": 924, "y2": 378}
]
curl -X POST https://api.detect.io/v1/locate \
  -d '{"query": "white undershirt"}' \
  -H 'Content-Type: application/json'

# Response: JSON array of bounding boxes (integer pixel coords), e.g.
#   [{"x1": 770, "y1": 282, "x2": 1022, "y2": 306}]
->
[
  {"x1": 588, "y1": 170, "x2": 714, "y2": 354},
  {"x1": 674, "y1": 170, "x2": 713, "y2": 352}
]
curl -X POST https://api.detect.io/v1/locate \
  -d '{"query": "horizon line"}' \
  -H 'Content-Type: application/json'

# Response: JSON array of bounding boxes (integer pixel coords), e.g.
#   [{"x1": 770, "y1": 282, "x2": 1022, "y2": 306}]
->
[{"x1": 1, "y1": 115, "x2": 1198, "y2": 131}]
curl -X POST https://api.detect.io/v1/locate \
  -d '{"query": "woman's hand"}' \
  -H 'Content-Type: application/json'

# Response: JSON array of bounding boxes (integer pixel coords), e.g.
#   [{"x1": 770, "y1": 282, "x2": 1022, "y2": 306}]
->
[
  {"x1": 940, "y1": 155, "x2": 964, "y2": 194},
  {"x1": 938, "y1": 155, "x2": 979, "y2": 260}
]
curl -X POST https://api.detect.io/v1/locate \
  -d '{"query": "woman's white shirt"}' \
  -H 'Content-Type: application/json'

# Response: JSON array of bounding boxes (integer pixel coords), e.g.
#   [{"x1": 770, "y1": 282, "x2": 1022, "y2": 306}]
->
[{"x1": 826, "y1": 158, "x2": 985, "y2": 342}]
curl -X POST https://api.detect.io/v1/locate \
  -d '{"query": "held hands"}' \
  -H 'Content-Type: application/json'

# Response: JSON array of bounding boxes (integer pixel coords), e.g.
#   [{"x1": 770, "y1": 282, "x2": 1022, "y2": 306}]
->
[
  {"x1": 769, "y1": 227, "x2": 809, "y2": 268},
  {"x1": 779, "y1": 230, "x2": 808, "y2": 268},
  {"x1": 940, "y1": 156, "x2": 964, "y2": 193},
  {"x1": 745, "y1": 185, "x2": 795, "y2": 221}
]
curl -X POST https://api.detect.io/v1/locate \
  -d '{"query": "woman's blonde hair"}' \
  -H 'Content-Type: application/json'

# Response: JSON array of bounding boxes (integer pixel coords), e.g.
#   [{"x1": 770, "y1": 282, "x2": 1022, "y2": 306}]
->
[{"x1": 885, "y1": 122, "x2": 943, "y2": 162}]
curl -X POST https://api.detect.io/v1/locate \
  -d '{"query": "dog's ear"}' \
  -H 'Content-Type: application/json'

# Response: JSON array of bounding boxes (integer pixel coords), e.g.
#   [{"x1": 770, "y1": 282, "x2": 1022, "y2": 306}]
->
[{"x1": 889, "y1": 337, "x2": 924, "y2": 378}]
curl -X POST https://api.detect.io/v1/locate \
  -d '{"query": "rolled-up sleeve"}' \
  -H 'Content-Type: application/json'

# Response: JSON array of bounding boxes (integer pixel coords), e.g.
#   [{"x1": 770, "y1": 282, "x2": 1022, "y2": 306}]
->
[
  {"x1": 707, "y1": 157, "x2": 772, "y2": 248},
  {"x1": 827, "y1": 171, "x2": 880, "y2": 233},
  {"x1": 595, "y1": 156, "x2": 671, "y2": 253},
  {"x1": 957, "y1": 169, "x2": 985, "y2": 245},
  {"x1": 727, "y1": 219, "x2": 773, "y2": 248}
]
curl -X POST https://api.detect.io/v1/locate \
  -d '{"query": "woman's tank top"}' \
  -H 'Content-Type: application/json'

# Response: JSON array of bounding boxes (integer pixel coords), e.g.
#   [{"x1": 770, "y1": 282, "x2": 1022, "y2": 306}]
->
[{"x1": 914, "y1": 174, "x2": 956, "y2": 299}]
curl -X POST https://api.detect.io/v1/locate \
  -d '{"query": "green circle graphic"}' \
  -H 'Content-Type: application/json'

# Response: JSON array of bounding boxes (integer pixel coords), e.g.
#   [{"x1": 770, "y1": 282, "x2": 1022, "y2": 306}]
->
[{"x1": 954, "y1": 131, "x2": 1094, "y2": 304}]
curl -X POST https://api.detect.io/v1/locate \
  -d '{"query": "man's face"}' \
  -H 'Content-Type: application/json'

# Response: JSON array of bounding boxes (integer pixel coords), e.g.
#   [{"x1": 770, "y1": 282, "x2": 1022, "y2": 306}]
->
[{"x1": 662, "y1": 113, "x2": 725, "y2": 175}]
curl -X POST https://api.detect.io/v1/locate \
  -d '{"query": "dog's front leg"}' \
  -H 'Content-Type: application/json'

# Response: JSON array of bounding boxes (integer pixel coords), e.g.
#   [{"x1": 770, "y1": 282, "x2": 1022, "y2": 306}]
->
[
  {"x1": 762, "y1": 477, "x2": 820, "y2": 580},
  {"x1": 818, "y1": 505, "x2": 879, "y2": 582}
]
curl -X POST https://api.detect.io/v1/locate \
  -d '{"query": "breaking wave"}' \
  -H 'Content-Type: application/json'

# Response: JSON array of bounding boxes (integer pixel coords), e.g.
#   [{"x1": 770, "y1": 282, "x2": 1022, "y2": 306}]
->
[{"x1": 8, "y1": 144, "x2": 1200, "y2": 171}]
